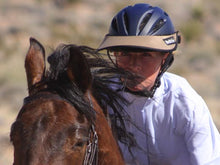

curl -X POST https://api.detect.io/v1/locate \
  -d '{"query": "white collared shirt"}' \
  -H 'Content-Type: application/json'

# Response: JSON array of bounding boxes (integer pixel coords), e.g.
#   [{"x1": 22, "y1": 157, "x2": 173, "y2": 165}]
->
[{"x1": 116, "y1": 72, "x2": 220, "y2": 165}]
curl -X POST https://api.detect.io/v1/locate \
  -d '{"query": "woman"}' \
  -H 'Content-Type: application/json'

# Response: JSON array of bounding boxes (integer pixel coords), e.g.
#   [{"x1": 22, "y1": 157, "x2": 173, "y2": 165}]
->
[{"x1": 98, "y1": 3, "x2": 220, "y2": 165}]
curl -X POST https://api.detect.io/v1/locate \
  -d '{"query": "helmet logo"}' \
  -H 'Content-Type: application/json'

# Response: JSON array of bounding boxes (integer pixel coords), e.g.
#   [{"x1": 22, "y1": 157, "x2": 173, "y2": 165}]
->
[{"x1": 163, "y1": 37, "x2": 175, "y2": 45}]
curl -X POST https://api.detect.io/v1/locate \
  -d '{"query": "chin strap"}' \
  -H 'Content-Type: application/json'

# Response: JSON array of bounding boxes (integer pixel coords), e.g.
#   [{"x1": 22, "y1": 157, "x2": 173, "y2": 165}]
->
[{"x1": 149, "y1": 53, "x2": 174, "y2": 97}]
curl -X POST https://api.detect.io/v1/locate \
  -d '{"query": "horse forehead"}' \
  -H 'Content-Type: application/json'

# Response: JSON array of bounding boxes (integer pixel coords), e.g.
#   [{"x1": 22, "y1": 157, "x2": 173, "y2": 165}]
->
[
  {"x1": 11, "y1": 98, "x2": 90, "y2": 146},
  {"x1": 20, "y1": 98, "x2": 89, "y2": 127}
]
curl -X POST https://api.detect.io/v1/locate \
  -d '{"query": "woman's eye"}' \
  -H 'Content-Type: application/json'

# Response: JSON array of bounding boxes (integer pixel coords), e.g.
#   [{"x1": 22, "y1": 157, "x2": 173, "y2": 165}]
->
[
  {"x1": 121, "y1": 52, "x2": 128, "y2": 56},
  {"x1": 116, "y1": 52, "x2": 128, "y2": 57},
  {"x1": 142, "y1": 53, "x2": 151, "y2": 57}
]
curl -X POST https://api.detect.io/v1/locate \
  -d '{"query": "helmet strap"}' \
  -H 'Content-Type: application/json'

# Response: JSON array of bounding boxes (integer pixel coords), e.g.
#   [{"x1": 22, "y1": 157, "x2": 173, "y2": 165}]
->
[
  {"x1": 107, "y1": 50, "x2": 118, "y2": 67},
  {"x1": 149, "y1": 53, "x2": 174, "y2": 97}
]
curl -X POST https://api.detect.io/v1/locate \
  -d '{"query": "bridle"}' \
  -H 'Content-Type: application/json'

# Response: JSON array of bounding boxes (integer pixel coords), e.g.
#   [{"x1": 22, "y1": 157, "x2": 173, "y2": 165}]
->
[
  {"x1": 83, "y1": 92, "x2": 99, "y2": 165},
  {"x1": 83, "y1": 124, "x2": 98, "y2": 165}
]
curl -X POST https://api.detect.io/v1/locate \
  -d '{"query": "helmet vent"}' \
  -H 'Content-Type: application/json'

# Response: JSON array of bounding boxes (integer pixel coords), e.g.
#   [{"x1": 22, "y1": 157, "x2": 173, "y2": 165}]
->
[
  {"x1": 112, "y1": 18, "x2": 118, "y2": 33},
  {"x1": 151, "y1": 18, "x2": 166, "y2": 34},
  {"x1": 123, "y1": 12, "x2": 129, "y2": 34},
  {"x1": 139, "y1": 13, "x2": 152, "y2": 34}
]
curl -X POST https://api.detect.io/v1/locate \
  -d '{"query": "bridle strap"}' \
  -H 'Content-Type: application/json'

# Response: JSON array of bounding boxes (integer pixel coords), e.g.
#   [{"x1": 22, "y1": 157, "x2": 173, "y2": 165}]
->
[
  {"x1": 149, "y1": 53, "x2": 174, "y2": 97},
  {"x1": 83, "y1": 125, "x2": 98, "y2": 165},
  {"x1": 83, "y1": 92, "x2": 99, "y2": 165}
]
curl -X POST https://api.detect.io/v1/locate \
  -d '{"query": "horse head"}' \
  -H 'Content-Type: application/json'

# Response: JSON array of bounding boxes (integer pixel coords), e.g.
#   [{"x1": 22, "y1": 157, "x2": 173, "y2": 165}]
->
[{"x1": 10, "y1": 38, "x2": 125, "y2": 165}]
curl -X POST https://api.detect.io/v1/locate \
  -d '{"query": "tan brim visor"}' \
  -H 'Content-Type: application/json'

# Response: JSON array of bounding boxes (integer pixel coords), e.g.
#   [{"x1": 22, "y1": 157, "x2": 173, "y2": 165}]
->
[{"x1": 98, "y1": 33, "x2": 178, "y2": 51}]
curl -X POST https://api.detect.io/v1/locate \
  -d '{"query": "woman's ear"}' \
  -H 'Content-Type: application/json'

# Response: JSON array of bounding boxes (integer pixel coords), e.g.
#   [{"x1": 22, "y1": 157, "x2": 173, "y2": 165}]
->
[{"x1": 162, "y1": 53, "x2": 170, "y2": 64}]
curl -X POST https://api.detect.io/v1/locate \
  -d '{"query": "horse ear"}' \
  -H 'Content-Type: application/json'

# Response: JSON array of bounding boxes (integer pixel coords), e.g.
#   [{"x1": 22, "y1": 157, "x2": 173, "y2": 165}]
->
[
  {"x1": 67, "y1": 46, "x2": 92, "y2": 93},
  {"x1": 25, "y1": 37, "x2": 46, "y2": 95}
]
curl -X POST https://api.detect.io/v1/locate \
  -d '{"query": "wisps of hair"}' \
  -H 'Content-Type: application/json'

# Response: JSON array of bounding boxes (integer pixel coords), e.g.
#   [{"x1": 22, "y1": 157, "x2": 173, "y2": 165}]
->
[
  {"x1": 45, "y1": 44, "x2": 96, "y2": 123},
  {"x1": 79, "y1": 46, "x2": 140, "y2": 152}
]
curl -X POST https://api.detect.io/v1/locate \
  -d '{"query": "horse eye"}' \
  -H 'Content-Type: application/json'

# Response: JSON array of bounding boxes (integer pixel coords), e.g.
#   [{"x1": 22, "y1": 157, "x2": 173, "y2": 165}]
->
[{"x1": 72, "y1": 141, "x2": 86, "y2": 150}]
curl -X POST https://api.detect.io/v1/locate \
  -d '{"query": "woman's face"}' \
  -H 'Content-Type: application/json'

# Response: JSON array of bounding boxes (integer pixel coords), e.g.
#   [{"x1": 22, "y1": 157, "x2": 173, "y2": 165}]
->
[{"x1": 114, "y1": 51, "x2": 168, "y2": 91}]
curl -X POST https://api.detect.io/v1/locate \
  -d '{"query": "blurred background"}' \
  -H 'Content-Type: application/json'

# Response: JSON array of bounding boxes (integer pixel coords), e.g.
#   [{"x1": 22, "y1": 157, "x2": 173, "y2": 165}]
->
[{"x1": 0, "y1": 0, "x2": 219, "y2": 164}]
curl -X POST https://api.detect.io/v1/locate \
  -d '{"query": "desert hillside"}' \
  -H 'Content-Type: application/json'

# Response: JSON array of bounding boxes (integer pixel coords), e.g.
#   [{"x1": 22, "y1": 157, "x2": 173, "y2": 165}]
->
[{"x1": 0, "y1": 0, "x2": 219, "y2": 164}]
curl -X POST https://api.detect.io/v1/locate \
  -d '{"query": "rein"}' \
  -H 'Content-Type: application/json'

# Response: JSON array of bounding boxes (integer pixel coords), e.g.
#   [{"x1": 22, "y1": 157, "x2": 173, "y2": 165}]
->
[{"x1": 83, "y1": 92, "x2": 99, "y2": 165}]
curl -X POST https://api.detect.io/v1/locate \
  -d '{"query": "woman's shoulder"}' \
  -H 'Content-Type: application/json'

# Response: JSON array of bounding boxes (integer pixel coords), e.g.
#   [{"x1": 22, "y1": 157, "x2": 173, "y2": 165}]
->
[
  {"x1": 163, "y1": 72, "x2": 188, "y2": 85},
  {"x1": 159, "y1": 73, "x2": 211, "y2": 119},
  {"x1": 159, "y1": 72, "x2": 203, "y2": 104},
  {"x1": 162, "y1": 72, "x2": 195, "y2": 94}
]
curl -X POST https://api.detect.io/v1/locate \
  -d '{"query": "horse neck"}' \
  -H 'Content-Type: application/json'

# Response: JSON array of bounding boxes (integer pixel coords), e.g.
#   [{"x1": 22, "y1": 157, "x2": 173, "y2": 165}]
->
[{"x1": 87, "y1": 91, "x2": 124, "y2": 165}]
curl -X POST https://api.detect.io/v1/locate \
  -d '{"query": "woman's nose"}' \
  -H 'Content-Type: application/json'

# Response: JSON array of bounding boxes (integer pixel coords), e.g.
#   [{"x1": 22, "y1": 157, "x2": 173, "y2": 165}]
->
[{"x1": 128, "y1": 55, "x2": 142, "y2": 72}]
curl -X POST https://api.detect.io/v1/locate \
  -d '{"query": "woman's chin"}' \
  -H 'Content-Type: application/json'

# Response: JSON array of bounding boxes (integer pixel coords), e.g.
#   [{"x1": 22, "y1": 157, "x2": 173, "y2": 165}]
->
[
  {"x1": 127, "y1": 85, "x2": 143, "y2": 92},
  {"x1": 126, "y1": 83, "x2": 151, "y2": 92}
]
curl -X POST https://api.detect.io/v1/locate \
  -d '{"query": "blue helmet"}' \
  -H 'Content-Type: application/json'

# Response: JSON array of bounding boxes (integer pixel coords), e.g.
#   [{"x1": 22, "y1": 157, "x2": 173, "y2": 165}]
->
[{"x1": 98, "y1": 3, "x2": 181, "y2": 52}]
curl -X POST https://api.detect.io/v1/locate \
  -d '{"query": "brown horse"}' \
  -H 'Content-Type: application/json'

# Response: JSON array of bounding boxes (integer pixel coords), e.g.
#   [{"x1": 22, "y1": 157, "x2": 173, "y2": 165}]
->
[{"x1": 10, "y1": 38, "x2": 130, "y2": 165}]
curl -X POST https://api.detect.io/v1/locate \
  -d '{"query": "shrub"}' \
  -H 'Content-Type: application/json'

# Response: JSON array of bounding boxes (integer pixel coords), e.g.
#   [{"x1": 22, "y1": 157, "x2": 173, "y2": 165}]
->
[
  {"x1": 191, "y1": 5, "x2": 204, "y2": 21},
  {"x1": 180, "y1": 20, "x2": 203, "y2": 42}
]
